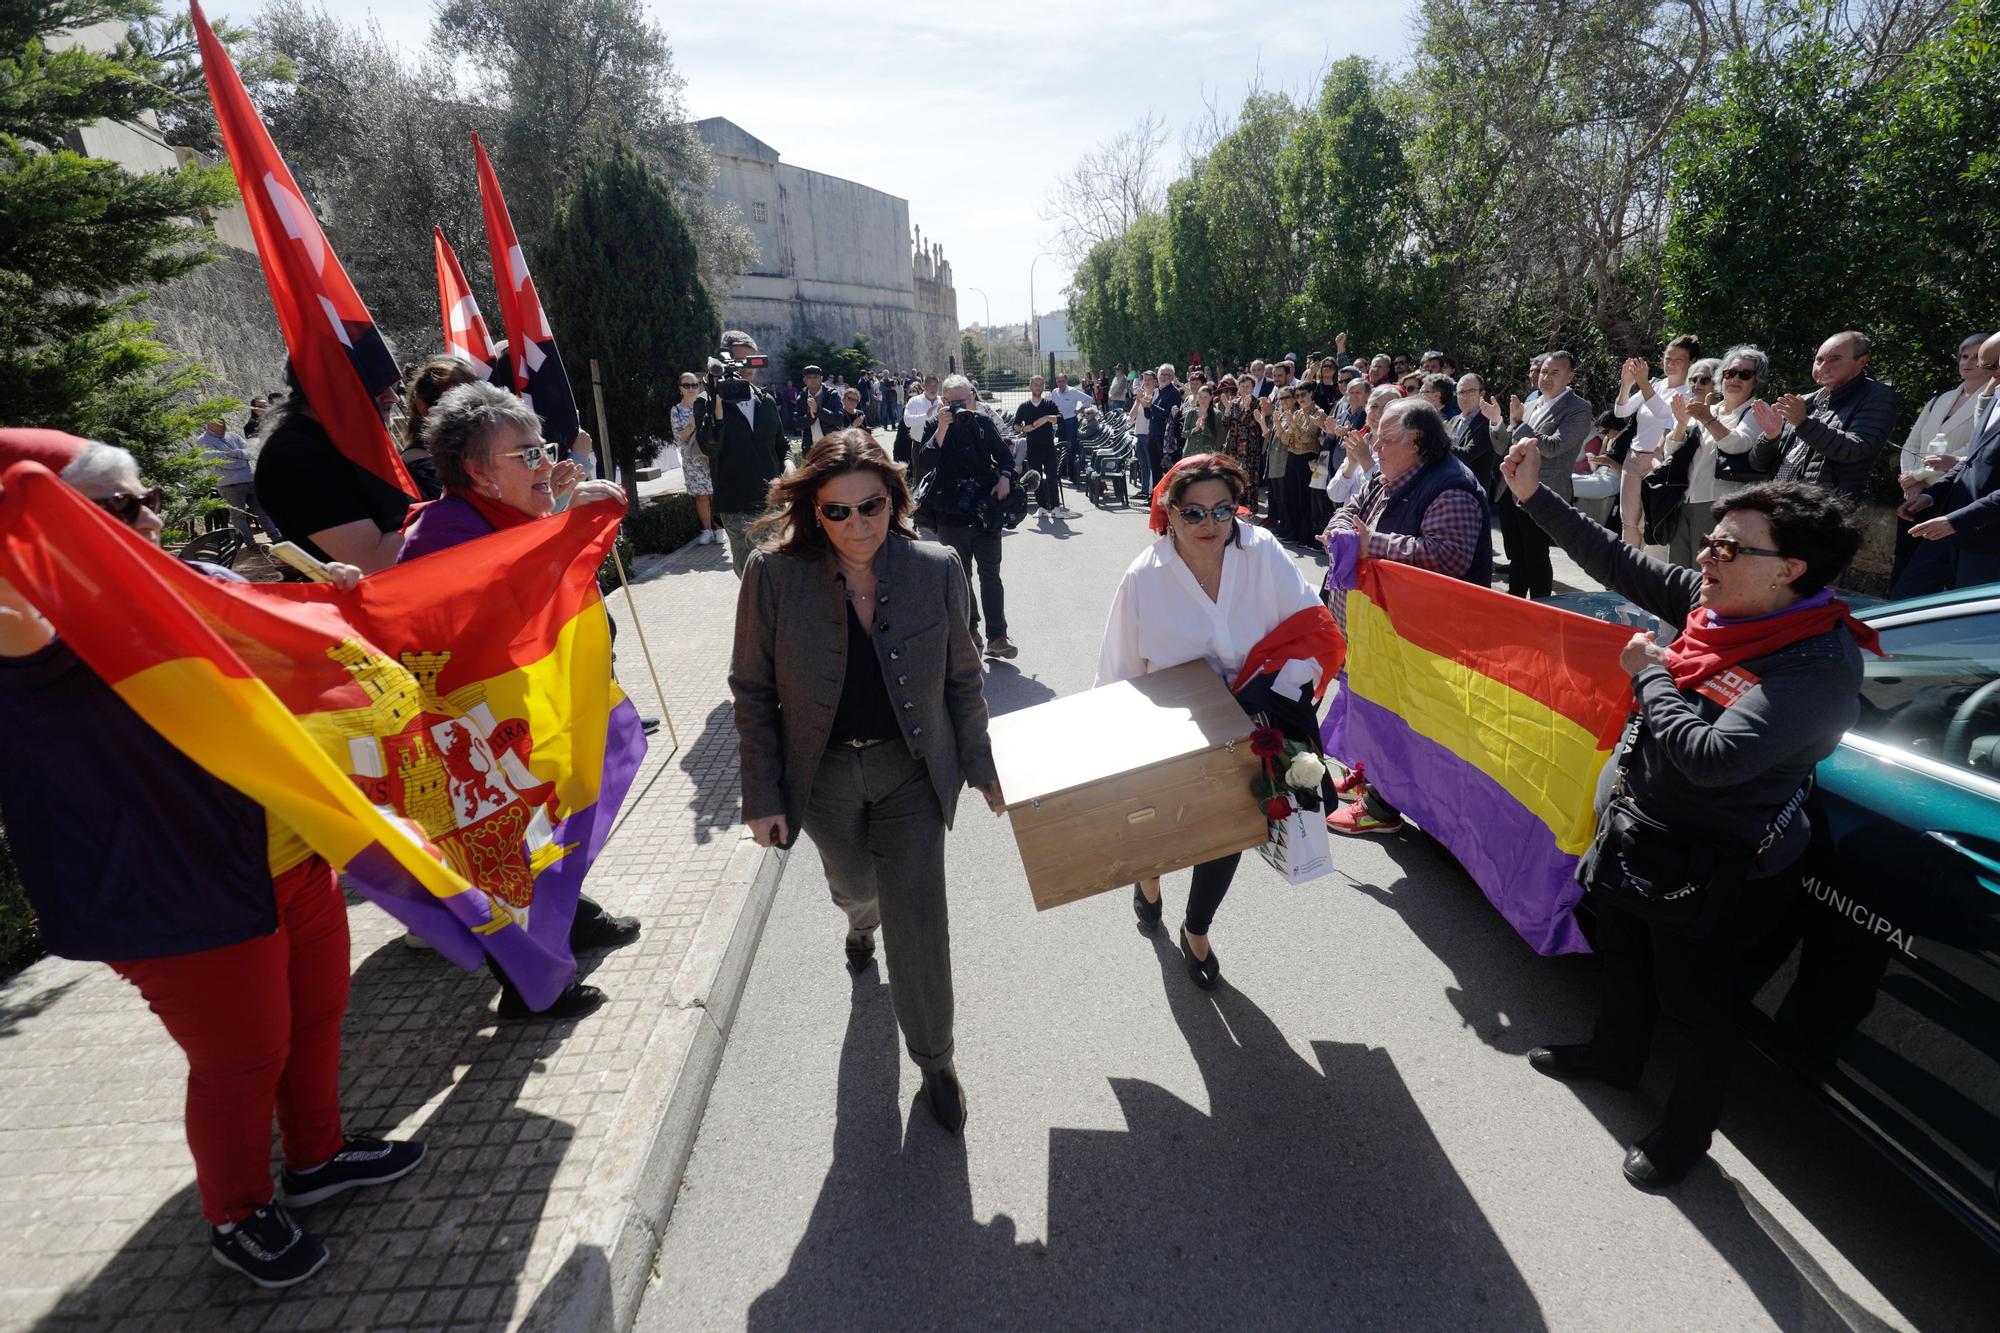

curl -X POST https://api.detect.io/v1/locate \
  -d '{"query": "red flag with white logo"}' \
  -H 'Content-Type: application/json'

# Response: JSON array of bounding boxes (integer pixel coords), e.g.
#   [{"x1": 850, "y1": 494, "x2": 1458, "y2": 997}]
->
[
  {"x1": 433, "y1": 226, "x2": 501, "y2": 381},
  {"x1": 471, "y1": 133, "x2": 580, "y2": 448},
  {"x1": 191, "y1": 2, "x2": 414, "y2": 497}
]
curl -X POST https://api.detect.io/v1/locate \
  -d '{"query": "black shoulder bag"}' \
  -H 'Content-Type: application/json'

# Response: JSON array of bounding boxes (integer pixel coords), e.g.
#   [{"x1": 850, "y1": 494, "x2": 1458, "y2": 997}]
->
[
  {"x1": 1579, "y1": 714, "x2": 1812, "y2": 937},
  {"x1": 1639, "y1": 432, "x2": 1697, "y2": 546}
]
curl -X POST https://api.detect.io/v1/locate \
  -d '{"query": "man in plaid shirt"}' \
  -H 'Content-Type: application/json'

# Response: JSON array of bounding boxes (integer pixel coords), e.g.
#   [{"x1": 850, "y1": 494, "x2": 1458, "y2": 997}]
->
[{"x1": 1323, "y1": 397, "x2": 1495, "y2": 834}]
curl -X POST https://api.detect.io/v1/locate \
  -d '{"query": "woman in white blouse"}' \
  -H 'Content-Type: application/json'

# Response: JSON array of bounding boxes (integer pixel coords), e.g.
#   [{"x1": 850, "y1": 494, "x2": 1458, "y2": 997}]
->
[
  {"x1": 1898, "y1": 333, "x2": 1991, "y2": 482},
  {"x1": 1658, "y1": 349, "x2": 1777, "y2": 566},
  {"x1": 1096, "y1": 453, "x2": 1323, "y2": 989}
]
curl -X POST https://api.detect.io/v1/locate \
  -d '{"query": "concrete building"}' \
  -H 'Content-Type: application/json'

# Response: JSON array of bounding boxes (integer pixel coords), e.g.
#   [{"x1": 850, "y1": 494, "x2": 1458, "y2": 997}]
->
[{"x1": 695, "y1": 118, "x2": 958, "y2": 378}]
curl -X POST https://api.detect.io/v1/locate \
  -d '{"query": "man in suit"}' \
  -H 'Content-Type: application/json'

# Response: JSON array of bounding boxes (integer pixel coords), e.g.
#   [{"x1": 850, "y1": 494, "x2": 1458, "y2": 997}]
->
[
  {"x1": 699, "y1": 331, "x2": 787, "y2": 577},
  {"x1": 1493, "y1": 349, "x2": 1592, "y2": 598},
  {"x1": 1897, "y1": 331, "x2": 2000, "y2": 594},
  {"x1": 794, "y1": 365, "x2": 844, "y2": 448}
]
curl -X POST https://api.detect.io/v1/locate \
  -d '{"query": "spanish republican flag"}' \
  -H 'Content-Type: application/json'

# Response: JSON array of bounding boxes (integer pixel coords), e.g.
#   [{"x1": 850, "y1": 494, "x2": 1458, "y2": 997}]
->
[
  {"x1": 192, "y1": 1, "x2": 415, "y2": 498},
  {"x1": 1325, "y1": 556, "x2": 1633, "y2": 955},
  {"x1": 0, "y1": 463, "x2": 645, "y2": 1009},
  {"x1": 433, "y1": 226, "x2": 502, "y2": 383}
]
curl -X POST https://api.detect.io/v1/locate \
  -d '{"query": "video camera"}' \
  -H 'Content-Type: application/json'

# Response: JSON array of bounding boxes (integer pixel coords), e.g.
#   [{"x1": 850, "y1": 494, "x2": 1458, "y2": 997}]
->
[{"x1": 707, "y1": 350, "x2": 768, "y2": 403}]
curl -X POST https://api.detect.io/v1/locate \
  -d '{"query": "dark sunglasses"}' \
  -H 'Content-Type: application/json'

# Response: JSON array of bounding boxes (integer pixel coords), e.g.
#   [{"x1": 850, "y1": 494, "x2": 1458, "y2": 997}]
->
[
  {"x1": 1175, "y1": 502, "x2": 1237, "y2": 526},
  {"x1": 1698, "y1": 532, "x2": 1785, "y2": 562},
  {"x1": 1720, "y1": 368, "x2": 1756, "y2": 381},
  {"x1": 818, "y1": 494, "x2": 890, "y2": 523},
  {"x1": 94, "y1": 487, "x2": 163, "y2": 523},
  {"x1": 1688, "y1": 374, "x2": 1715, "y2": 385}
]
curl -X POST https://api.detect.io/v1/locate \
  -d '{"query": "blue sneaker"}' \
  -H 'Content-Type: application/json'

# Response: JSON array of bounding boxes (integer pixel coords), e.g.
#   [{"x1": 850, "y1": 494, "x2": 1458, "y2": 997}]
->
[
  {"x1": 210, "y1": 1203, "x2": 327, "y2": 1288},
  {"x1": 278, "y1": 1136, "x2": 426, "y2": 1208}
]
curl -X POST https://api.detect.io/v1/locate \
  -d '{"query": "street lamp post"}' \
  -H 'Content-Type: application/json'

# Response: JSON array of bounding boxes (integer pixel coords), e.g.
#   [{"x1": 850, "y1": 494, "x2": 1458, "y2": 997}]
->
[{"x1": 1028, "y1": 251, "x2": 1056, "y2": 355}]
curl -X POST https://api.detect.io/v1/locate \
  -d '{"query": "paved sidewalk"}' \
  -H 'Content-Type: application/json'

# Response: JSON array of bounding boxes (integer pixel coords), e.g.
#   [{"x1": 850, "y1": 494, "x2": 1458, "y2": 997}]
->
[{"x1": 0, "y1": 534, "x2": 773, "y2": 1332}]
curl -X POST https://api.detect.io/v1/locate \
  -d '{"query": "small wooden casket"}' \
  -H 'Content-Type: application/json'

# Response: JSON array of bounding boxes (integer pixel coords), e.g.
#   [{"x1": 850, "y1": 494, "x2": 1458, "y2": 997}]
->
[{"x1": 988, "y1": 660, "x2": 1268, "y2": 911}]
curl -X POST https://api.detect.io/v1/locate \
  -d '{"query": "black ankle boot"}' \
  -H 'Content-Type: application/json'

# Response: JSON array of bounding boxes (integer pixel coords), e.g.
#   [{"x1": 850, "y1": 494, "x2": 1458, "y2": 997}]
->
[{"x1": 921, "y1": 1063, "x2": 967, "y2": 1134}]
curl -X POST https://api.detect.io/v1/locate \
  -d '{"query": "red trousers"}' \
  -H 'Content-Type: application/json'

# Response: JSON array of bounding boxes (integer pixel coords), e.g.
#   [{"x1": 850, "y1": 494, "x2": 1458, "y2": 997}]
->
[{"x1": 110, "y1": 856, "x2": 350, "y2": 1226}]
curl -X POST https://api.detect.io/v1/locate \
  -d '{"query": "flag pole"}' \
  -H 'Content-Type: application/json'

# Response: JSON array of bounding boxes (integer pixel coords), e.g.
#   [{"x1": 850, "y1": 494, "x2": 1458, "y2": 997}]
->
[{"x1": 591, "y1": 358, "x2": 680, "y2": 751}]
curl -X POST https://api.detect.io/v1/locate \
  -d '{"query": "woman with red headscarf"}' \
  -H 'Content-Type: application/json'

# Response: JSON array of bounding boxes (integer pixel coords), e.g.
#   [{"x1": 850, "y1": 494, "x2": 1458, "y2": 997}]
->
[{"x1": 1095, "y1": 453, "x2": 1329, "y2": 989}]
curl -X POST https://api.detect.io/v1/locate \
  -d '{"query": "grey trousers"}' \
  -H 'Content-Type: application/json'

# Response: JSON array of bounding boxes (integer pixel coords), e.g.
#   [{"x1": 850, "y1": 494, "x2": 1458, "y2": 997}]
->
[
  {"x1": 720, "y1": 511, "x2": 759, "y2": 577},
  {"x1": 219, "y1": 482, "x2": 281, "y2": 545},
  {"x1": 803, "y1": 741, "x2": 955, "y2": 1072}
]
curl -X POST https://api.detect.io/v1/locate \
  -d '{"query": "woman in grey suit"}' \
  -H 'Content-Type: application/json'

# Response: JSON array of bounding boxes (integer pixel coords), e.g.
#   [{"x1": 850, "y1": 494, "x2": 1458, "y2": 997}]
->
[{"x1": 729, "y1": 429, "x2": 1003, "y2": 1133}]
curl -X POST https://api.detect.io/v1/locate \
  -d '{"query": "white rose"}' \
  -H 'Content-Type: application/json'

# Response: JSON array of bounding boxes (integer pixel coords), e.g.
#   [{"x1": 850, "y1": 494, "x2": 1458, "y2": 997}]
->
[{"x1": 1284, "y1": 752, "x2": 1327, "y2": 789}]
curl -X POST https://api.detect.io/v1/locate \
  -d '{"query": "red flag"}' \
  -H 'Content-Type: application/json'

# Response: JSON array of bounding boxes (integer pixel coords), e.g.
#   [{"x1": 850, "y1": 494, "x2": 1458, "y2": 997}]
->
[
  {"x1": 433, "y1": 226, "x2": 501, "y2": 381},
  {"x1": 472, "y1": 133, "x2": 580, "y2": 448},
  {"x1": 192, "y1": 2, "x2": 414, "y2": 497}
]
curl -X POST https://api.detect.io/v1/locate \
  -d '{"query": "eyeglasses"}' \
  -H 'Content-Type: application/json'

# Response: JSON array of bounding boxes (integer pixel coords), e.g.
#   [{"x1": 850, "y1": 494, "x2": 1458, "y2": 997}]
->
[
  {"x1": 680, "y1": 380, "x2": 699, "y2": 389},
  {"x1": 1697, "y1": 533, "x2": 1785, "y2": 562},
  {"x1": 1688, "y1": 374, "x2": 1714, "y2": 385},
  {"x1": 817, "y1": 494, "x2": 890, "y2": 523},
  {"x1": 93, "y1": 487, "x2": 163, "y2": 524},
  {"x1": 1720, "y1": 368, "x2": 1756, "y2": 382},
  {"x1": 501, "y1": 443, "x2": 553, "y2": 469},
  {"x1": 1175, "y1": 502, "x2": 1237, "y2": 526}
]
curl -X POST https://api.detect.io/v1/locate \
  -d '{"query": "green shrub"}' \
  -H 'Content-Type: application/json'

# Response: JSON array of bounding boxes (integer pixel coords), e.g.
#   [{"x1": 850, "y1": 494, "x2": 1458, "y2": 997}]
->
[
  {"x1": 624, "y1": 493, "x2": 702, "y2": 556},
  {"x1": 0, "y1": 824, "x2": 41, "y2": 980}
]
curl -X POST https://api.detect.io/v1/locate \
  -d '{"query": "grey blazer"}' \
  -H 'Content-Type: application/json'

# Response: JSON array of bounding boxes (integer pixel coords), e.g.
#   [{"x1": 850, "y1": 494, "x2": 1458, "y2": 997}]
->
[
  {"x1": 1505, "y1": 389, "x2": 1593, "y2": 503},
  {"x1": 730, "y1": 534, "x2": 998, "y2": 837}
]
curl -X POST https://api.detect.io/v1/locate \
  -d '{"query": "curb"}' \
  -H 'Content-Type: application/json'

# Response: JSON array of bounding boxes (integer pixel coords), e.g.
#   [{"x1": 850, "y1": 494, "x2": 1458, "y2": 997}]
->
[{"x1": 528, "y1": 834, "x2": 787, "y2": 1332}]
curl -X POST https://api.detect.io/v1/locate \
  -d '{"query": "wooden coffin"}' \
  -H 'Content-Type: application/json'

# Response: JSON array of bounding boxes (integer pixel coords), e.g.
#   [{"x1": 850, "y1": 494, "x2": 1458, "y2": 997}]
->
[{"x1": 988, "y1": 660, "x2": 1268, "y2": 911}]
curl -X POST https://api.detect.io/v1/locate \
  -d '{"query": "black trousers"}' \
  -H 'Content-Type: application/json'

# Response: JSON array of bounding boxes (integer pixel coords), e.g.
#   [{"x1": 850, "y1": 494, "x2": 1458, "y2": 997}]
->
[
  {"x1": 934, "y1": 520, "x2": 1006, "y2": 640},
  {"x1": 1183, "y1": 851, "x2": 1243, "y2": 935},
  {"x1": 1586, "y1": 885, "x2": 1793, "y2": 1156},
  {"x1": 1281, "y1": 456, "x2": 1317, "y2": 541},
  {"x1": 1025, "y1": 435, "x2": 1062, "y2": 511},
  {"x1": 1057, "y1": 416, "x2": 1082, "y2": 480},
  {"x1": 1498, "y1": 495, "x2": 1553, "y2": 597}
]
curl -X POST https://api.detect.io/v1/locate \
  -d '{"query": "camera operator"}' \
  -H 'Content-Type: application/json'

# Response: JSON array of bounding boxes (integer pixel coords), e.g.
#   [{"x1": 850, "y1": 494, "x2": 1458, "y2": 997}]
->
[
  {"x1": 699, "y1": 331, "x2": 787, "y2": 576},
  {"x1": 917, "y1": 374, "x2": 1020, "y2": 658}
]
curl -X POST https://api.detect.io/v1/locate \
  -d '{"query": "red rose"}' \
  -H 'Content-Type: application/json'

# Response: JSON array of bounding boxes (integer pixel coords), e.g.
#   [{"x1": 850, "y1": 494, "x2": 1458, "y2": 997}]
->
[
  {"x1": 1250, "y1": 727, "x2": 1285, "y2": 758},
  {"x1": 1264, "y1": 796, "x2": 1293, "y2": 821}
]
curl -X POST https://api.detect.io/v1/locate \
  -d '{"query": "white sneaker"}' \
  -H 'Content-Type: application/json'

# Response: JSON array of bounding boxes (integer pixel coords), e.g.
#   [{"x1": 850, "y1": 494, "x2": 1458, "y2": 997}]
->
[
  {"x1": 1052, "y1": 505, "x2": 1081, "y2": 520},
  {"x1": 699, "y1": 529, "x2": 716, "y2": 545}
]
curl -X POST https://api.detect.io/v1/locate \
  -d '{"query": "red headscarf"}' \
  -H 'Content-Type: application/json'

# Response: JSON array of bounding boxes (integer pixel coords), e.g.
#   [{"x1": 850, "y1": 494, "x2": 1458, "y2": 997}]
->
[
  {"x1": 1147, "y1": 453, "x2": 1248, "y2": 534},
  {"x1": 0, "y1": 428, "x2": 89, "y2": 476}
]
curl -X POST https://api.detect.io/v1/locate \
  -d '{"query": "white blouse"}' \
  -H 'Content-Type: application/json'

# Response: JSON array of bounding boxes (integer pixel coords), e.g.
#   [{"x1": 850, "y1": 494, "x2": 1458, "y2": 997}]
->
[
  {"x1": 1899, "y1": 384, "x2": 1985, "y2": 476},
  {"x1": 1096, "y1": 522, "x2": 1324, "y2": 697}
]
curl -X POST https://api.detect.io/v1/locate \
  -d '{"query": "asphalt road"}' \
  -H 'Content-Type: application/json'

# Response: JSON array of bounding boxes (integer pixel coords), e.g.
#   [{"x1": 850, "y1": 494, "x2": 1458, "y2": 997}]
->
[{"x1": 635, "y1": 450, "x2": 2000, "y2": 1331}]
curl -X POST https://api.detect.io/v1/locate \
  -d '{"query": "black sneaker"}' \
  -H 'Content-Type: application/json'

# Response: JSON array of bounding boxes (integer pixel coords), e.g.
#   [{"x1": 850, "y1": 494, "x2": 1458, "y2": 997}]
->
[
  {"x1": 210, "y1": 1203, "x2": 327, "y2": 1289},
  {"x1": 278, "y1": 1136, "x2": 428, "y2": 1208}
]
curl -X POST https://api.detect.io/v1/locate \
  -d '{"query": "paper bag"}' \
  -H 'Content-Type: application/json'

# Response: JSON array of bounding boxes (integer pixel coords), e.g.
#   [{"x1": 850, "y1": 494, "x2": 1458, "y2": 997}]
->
[{"x1": 1260, "y1": 806, "x2": 1334, "y2": 885}]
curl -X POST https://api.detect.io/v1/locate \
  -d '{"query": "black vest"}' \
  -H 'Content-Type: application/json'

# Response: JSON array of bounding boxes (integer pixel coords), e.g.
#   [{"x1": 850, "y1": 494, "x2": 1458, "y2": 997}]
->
[{"x1": 1374, "y1": 454, "x2": 1495, "y2": 588}]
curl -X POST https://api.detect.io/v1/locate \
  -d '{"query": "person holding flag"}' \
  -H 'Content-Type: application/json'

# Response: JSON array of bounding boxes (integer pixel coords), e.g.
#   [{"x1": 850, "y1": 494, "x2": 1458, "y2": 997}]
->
[
  {"x1": 398, "y1": 382, "x2": 643, "y2": 1020},
  {"x1": 0, "y1": 429, "x2": 425, "y2": 1289}
]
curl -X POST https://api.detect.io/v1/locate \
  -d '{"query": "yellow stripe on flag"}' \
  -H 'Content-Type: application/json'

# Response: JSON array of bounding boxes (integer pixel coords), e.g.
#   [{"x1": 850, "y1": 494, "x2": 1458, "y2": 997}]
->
[{"x1": 1346, "y1": 593, "x2": 1612, "y2": 854}]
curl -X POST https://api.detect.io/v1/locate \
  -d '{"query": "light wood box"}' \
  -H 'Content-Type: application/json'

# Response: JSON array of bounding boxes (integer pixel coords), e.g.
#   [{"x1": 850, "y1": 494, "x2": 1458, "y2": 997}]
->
[{"x1": 988, "y1": 660, "x2": 1268, "y2": 911}]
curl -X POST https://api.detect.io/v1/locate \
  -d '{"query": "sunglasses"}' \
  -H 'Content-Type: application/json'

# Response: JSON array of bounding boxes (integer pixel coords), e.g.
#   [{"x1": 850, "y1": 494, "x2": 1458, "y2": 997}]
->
[
  {"x1": 94, "y1": 487, "x2": 163, "y2": 523},
  {"x1": 1698, "y1": 533, "x2": 1785, "y2": 562},
  {"x1": 1720, "y1": 368, "x2": 1756, "y2": 381},
  {"x1": 501, "y1": 443, "x2": 554, "y2": 469},
  {"x1": 818, "y1": 494, "x2": 890, "y2": 523},
  {"x1": 1175, "y1": 502, "x2": 1237, "y2": 526},
  {"x1": 1689, "y1": 374, "x2": 1714, "y2": 384}
]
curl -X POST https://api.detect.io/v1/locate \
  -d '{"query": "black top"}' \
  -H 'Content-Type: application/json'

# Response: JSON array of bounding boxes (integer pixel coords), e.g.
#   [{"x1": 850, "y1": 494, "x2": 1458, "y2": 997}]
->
[
  {"x1": 1014, "y1": 398, "x2": 1060, "y2": 441},
  {"x1": 827, "y1": 599, "x2": 898, "y2": 744},
  {"x1": 254, "y1": 412, "x2": 412, "y2": 561}
]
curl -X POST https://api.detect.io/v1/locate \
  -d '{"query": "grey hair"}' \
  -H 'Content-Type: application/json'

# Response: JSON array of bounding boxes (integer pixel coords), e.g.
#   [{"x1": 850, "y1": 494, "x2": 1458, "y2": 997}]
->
[
  {"x1": 1157, "y1": 363, "x2": 1177, "y2": 377},
  {"x1": 1366, "y1": 383, "x2": 1402, "y2": 413},
  {"x1": 1688, "y1": 357, "x2": 1722, "y2": 383},
  {"x1": 1835, "y1": 330, "x2": 1872, "y2": 358},
  {"x1": 939, "y1": 373, "x2": 973, "y2": 396},
  {"x1": 1381, "y1": 397, "x2": 1453, "y2": 465},
  {"x1": 1719, "y1": 344, "x2": 1769, "y2": 387},
  {"x1": 1961, "y1": 332, "x2": 1988, "y2": 354},
  {"x1": 422, "y1": 381, "x2": 544, "y2": 491},
  {"x1": 1457, "y1": 372, "x2": 1485, "y2": 393},
  {"x1": 59, "y1": 441, "x2": 139, "y2": 491},
  {"x1": 720, "y1": 329, "x2": 755, "y2": 351}
]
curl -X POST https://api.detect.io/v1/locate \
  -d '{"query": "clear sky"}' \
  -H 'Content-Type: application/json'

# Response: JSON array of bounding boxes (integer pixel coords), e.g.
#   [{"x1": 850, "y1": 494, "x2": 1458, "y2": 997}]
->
[{"x1": 209, "y1": 1, "x2": 1417, "y2": 324}]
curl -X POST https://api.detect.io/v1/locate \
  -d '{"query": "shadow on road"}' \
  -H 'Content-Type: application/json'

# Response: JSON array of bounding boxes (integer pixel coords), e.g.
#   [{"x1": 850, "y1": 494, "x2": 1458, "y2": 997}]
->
[
  {"x1": 749, "y1": 950, "x2": 1546, "y2": 1329},
  {"x1": 35, "y1": 933, "x2": 579, "y2": 1328},
  {"x1": 980, "y1": 661, "x2": 1059, "y2": 718},
  {"x1": 674, "y1": 700, "x2": 744, "y2": 846},
  {"x1": 1355, "y1": 831, "x2": 2000, "y2": 1331}
]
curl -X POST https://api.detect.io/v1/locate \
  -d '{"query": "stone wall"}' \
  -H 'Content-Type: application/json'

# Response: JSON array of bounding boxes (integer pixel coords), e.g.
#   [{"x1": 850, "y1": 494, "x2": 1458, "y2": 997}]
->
[{"x1": 140, "y1": 248, "x2": 288, "y2": 421}]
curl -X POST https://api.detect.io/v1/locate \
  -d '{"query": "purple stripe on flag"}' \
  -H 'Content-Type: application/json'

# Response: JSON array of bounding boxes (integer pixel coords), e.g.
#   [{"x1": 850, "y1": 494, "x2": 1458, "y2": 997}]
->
[{"x1": 1342, "y1": 693, "x2": 1590, "y2": 956}]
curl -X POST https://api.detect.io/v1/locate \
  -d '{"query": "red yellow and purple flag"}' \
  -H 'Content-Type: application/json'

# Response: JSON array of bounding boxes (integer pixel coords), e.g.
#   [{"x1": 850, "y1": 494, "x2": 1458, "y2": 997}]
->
[
  {"x1": 433, "y1": 226, "x2": 502, "y2": 383},
  {"x1": 0, "y1": 461, "x2": 645, "y2": 1008},
  {"x1": 192, "y1": 1, "x2": 414, "y2": 499},
  {"x1": 1324, "y1": 556, "x2": 1635, "y2": 955},
  {"x1": 472, "y1": 133, "x2": 580, "y2": 449}
]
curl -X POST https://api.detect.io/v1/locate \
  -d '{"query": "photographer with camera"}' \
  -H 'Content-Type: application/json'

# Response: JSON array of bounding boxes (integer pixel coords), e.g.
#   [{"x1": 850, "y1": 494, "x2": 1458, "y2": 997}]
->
[
  {"x1": 699, "y1": 331, "x2": 788, "y2": 576},
  {"x1": 916, "y1": 374, "x2": 1020, "y2": 659}
]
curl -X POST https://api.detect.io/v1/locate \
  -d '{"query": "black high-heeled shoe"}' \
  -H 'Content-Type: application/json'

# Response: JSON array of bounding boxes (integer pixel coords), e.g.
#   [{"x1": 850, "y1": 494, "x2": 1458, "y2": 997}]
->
[
  {"x1": 1132, "y1": 883, "x2": 1163, "y2": 933},
  {"x1": 1180, "y1": 924, "x2": 1220, "y2": 990}
]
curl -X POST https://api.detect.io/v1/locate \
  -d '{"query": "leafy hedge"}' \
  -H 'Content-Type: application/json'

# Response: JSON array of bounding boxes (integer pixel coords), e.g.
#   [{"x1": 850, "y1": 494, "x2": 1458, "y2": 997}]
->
[{"x1": 624, "y1": 492, "x2": 702, "y2": 556}]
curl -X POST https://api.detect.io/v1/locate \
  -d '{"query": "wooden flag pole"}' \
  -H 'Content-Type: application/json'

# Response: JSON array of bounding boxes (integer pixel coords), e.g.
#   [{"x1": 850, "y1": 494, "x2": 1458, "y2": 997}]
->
[{"x1": 591, "y1": 358, "x2": 680, "y2": 751}]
